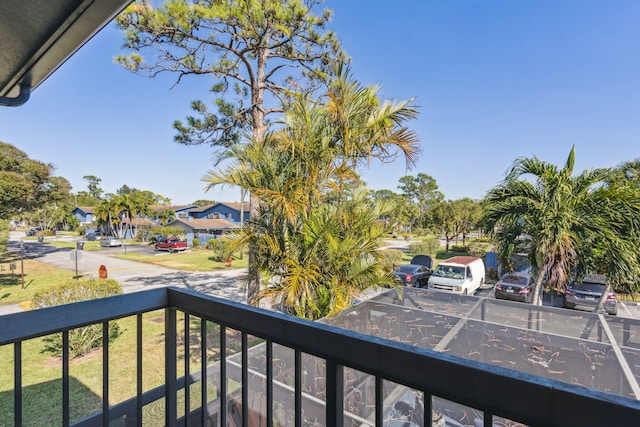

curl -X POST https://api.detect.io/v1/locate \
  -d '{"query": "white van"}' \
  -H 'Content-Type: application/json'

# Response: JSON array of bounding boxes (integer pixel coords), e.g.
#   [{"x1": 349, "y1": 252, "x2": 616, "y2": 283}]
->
[{"x1": 427, "y1": 256, "x2": 486, "y2": 295}]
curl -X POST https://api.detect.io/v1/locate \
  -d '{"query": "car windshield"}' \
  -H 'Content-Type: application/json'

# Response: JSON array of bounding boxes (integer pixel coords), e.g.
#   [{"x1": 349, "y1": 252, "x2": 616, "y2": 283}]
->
[
  {"x1": 573, "y1": 283, "x2": 606, "y2": 293},
  {"x1": 395, "y1": 265, "x2": 419, "y2": 273},
  {"x1": 501, "y1": 275, "x2": 529, "y2": 286},
  {"x1": 432, "y1": 265, "x2": 464, "y2": 280}
]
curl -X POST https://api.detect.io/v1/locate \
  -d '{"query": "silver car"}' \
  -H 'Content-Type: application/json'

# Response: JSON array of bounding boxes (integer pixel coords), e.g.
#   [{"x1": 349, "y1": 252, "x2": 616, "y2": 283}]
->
[
  {"x1": 565, "y1": 275, "x2": 617, "y2": 315},
  {"x1": 100, "y1": 237, "x2": 123, "y2": 248}
]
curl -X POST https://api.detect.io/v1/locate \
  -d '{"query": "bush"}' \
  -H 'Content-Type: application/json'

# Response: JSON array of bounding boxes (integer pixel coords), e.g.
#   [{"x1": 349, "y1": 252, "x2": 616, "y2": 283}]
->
[
  {"x1": 32, "y1": 278, "x2": 123, "y2": 359},
  {"x1": 409, "y1": 242, "x2": 429, "y2": 255},
  {"x1": 468, "y1": 242, "x2": 488, "y2": 258},
  {"x1": 379, "y1": 249, "x2": 404, "y2": 273},
  {"x1": 450, "y1": 245, "x2": 469, "y2": 253},
  {"x1": 192, "y1": 237, "x2": 200, "y2": 248},
  {"x1": 487, "y1": 267, "x2": 499, "y2": 280},
  {"x1": 423, "y1": 238, "x2": 440, "y2": 255},
  {"x1": 208, "y1": 238, "x2": 232, "y2": 261}
]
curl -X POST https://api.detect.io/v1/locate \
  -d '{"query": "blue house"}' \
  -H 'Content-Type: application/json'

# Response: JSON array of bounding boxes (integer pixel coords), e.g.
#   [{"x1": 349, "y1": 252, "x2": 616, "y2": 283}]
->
[
  {"x1": 71, "y1": 206, "x2": 95, "y2": 225},
  {"x1": 150, "y1": 204, "x2": 198, "y2": 224},
  {"x1": 187, "y1": 202, "x2": 250, "y2": 224}
]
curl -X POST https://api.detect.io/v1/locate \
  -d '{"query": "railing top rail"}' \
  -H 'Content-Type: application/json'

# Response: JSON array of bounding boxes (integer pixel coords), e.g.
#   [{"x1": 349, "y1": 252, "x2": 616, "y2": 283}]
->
[{"x1": 0, "y1": 288, "x2": 167, "y2": 345}]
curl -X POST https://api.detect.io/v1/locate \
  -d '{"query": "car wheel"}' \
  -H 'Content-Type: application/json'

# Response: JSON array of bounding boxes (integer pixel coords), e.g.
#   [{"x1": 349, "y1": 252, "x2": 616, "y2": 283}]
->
[
  {"x1": 169, "y1": 247, "x2": 174, "y2": 253},
  {"x1": 463, "y1": 289, "x2": 468, "y2": 295}
]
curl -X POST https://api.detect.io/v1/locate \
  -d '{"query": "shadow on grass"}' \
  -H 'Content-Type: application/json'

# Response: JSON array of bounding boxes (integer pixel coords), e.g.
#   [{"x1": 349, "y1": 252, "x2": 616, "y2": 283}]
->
[{"x1": 0, "y1": 376, "x2": 102, "y2": 426}]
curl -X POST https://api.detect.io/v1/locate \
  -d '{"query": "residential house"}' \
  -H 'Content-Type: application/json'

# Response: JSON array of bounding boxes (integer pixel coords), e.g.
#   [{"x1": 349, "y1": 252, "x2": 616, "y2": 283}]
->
[
  {"x1": 166, "y1": 217, "x2": 239, "y2": 246},
  {"x1": 71, "y1": 206, "x2": 95, "y2": 226},
  {"x1": 149, "y1": 204, "x2": 198, "y2": 223},
  {"x1": 120, "y1": 217, "x2": 155, "y2": 239},
  {"x1": 187, "y1": 202, "x2": 250, "y2": 224}
]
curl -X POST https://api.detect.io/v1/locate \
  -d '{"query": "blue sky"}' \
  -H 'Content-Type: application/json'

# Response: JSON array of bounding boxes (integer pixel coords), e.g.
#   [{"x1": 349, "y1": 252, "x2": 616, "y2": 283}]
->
[{"x1": 2, "y1": 1, "x2": 639, "y2": 205}]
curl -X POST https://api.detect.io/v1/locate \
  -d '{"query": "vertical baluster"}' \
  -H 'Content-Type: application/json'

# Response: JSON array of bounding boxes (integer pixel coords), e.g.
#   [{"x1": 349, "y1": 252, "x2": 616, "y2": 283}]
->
[
  {"x1": 220, "y1": 325, "x2": 227, "y2": 427},
  {"x1": 201, "y1": 318, "x2": 207, "y2": 426},
  {"x1": 266, "y1": 341, "x2": 273, "y2": 427},
  {"x1": 185, "y1": 313, "x2": 191, "y2": 426},
  {"x1": 423, "y1": 392, "x2": 432, "y2": 427},
  {"x1": 484, "y1": 411, "x2": 493, "y2": 427},
  {"x1": 166, "y1": 308, "x2": 177, "y2": 426},
  {"x1": 295, "y1": 350, "x2": 302, "y2": 427},
  {"x1": 326, "y1": 360, "x2": 343, "y2": 427},
  {"x1": 62, "y1": 330, "x2": 69, "y2": 427},
  {"x1": 137, "y1": 313, "x2": 143, "y2": 427},
  {"x1": 103, "y1": 321, "x2": 110, "y2": 426},
  {"x1": 242, "y1": 332, "x2": 248, "y2": 427},
  {"x1": 375, "y1": 376, "x2": 383, "y2": 427},
  {"x1": 14, "y1": 341, "x2": 22, "y2": 426}
]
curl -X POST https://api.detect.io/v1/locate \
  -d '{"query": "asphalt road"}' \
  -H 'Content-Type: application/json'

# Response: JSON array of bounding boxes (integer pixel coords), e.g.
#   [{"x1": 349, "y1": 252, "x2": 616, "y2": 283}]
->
[{"x1": 1, "y1": 232, "x2": 249, "y2": 315}]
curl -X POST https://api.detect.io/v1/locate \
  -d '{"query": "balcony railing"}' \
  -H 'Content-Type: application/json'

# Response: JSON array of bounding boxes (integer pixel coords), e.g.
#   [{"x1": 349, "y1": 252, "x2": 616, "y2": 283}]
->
[{"x1": 0, "y1": 287, "x2": 638, "y2": 426}]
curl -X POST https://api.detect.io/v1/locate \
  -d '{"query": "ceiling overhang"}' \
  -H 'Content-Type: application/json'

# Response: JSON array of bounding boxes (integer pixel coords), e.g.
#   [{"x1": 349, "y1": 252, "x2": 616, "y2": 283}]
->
[{"x1": 0, "y1": 0, "x2": 131, "y2": 106}]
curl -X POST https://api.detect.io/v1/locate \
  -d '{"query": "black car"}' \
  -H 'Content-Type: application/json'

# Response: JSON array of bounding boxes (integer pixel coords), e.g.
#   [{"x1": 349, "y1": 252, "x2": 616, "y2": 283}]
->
[
  {"x1": 392, "y1": 255, "x2": 433, "y2": 288},
  {"x1": 494, "y1": 272, "x2": 534, "y2": 302}
]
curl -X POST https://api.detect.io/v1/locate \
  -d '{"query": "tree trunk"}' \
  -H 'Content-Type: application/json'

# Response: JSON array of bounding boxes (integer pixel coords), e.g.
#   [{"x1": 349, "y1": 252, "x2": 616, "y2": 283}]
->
[
  {"x1": 246, "y1": 193, "x2": 260, "y2": 306},
  {"x1": 530, "y1": 269, "x2": 546, "y2": 306},
  {"x1": 594, "y1": 282, "x2": 613, "y2": 314}
]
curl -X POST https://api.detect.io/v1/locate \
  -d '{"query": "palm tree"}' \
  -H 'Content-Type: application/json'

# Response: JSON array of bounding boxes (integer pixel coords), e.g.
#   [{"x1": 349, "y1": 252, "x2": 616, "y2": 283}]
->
[
  {"x1": 204, "y1": 69, "x2": 420, "y2": 308},
  {"x1": 157, "y1": 208, "x2": 176, "y2": 225},
  {"x1": 482, "y1": 146, "x2": 640, "y2": 307},
  {"x1": 93, "y1": 198, "x2": 119, "y2": 237}
]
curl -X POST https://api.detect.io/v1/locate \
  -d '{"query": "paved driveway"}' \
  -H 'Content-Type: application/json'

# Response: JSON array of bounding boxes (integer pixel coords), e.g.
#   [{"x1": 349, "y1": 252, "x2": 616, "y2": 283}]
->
[{"x1": 2, "y1": 232, "x2": 248, "y2": 315}]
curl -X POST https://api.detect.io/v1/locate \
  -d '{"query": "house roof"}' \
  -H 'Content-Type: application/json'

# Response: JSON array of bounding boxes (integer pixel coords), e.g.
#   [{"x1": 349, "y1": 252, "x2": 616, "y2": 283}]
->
[
  {"x1": 216, "y1": 202, "x2": 247, "y2": 212},
  {"x1": 149, "y1": 204, "x2": 197, "y2": 213},
  {"x1": 121, "y1": 217, "x2": 154, "y2": 226},
  {"x1": 73, "y1": 206, "x2": 95, "y2": 214},
  {"x1": 187, "y1": 204, "x2": 216, "y2": 213},
  {"x1": 0, "y1": 0, "x2": 132, "y2": 106},
  {"x1": 168, "y1": 218, "x2": 239, "y2": 231},
  {"x1": 188, "y1": 202, "x2": 247, "y2": 213}
]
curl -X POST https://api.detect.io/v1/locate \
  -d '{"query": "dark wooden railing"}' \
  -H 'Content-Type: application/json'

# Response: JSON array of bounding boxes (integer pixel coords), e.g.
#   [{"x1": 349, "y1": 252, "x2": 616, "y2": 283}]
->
[{"x1": 0, "y1": 287, "x2": 638, "y2": 426}]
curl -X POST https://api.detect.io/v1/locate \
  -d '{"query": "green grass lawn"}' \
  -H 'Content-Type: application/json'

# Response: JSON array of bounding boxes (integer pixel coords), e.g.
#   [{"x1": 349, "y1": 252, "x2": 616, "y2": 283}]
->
[
  {"x1": 113, "y1": 248, "x2": 249, "y2": 272},
  {"x1": 0, "y1": 312, "x2": 246, "y2": 426},
  {"x1": 0, "y1": 253, "x2": 76, "y2": 306}
]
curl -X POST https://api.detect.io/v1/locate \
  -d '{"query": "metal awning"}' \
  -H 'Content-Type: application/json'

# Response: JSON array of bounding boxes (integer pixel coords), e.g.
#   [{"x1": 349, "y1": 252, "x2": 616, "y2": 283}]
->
[{"x1": 0, "y1": 0, "x2": 131, "y2": 106}]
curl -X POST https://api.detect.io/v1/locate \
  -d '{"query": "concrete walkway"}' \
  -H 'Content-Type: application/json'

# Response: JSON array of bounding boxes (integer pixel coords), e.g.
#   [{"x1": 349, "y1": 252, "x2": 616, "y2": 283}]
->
[{"x1": 2, "y1": 232, "x2": 249, "y2": 315}]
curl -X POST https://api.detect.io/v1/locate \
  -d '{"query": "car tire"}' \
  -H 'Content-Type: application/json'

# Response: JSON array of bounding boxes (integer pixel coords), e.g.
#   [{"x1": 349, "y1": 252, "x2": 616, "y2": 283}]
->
[{"x1": 169, "y1": 247, "x2": 174, "y2": 253}]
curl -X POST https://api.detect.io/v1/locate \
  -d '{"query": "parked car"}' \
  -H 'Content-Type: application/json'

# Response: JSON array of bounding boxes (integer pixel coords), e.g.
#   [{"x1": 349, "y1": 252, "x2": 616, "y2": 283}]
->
[
  {"x1": 494, "y1": 271, "x2": 534, "y2": 302},
  {"x1": 392, "y1": 255, "x2": 433, "y2": 288},
  {"x1": 100, "y1": 237, "x2": 123, "y2": 248},
  {"x1": 154, "y1": 238, "x2": 187, "y2": 253},
  {"x1": 25, "y1": 229, "x2": 36, "y2": 236},
  {"x1": 565, "y1": 274, "x2": 617, "y2": 315}
]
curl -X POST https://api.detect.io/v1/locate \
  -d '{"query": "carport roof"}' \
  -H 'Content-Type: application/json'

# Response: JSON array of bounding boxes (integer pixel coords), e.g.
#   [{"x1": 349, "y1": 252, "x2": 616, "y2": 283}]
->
[
  {"x1": 327, "y1": 288, "x2": 640, "y2": 401},
  {"x1": 0, "y1": 0, "x2": 131, "y2": 106}
]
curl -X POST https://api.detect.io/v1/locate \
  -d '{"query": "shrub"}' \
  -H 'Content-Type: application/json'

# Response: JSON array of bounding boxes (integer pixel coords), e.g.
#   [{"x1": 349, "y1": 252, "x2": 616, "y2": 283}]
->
[
  {"x1": 379, "y1": 249, "x2": 404, "y2": 273},
  {"x1": 192, "y1": 237, "x2": 200, "y2": 248},
  {"x1": 409, "y1": 242, "x2": 429, "y2": 255},
  {"x1": 468, "y1": 242, "x2": 488, "y2": 258},
  {"x1": 32, "y1": 278, "x2": 123, "y2": 359},
  {"x1": 423, "y1": 238, "x2": 441, "y2": 256},
  {"x1": 487, "y1": 267, "x2": 499, "y2": 280},
  {"x1": 208, "y1": 238, "x2": 232, "y2": 262},
  {"x1": 450, "y1": 245, "x2": 469, "y2": 253}
]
